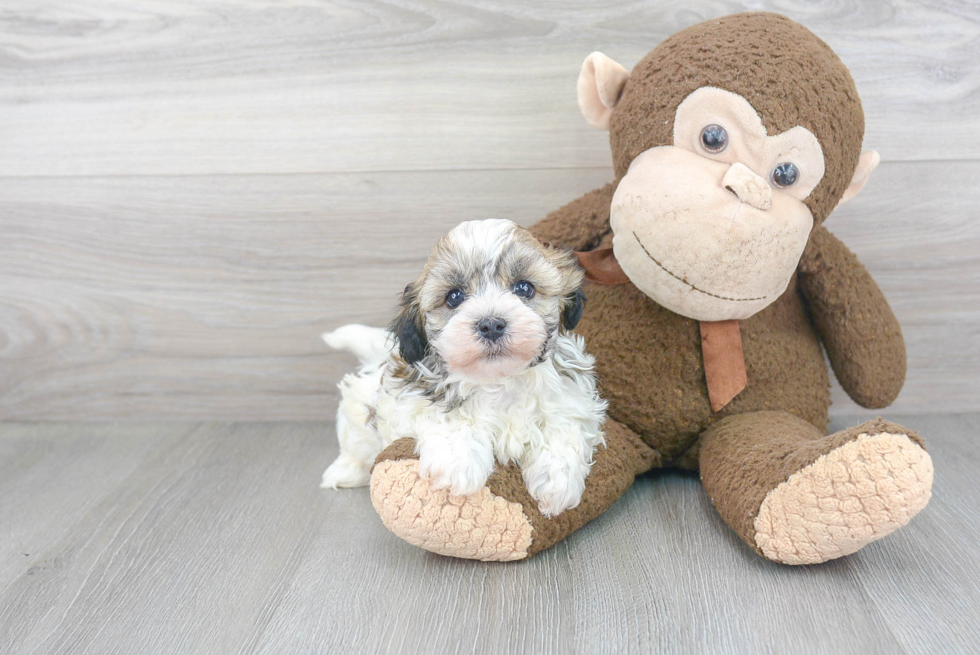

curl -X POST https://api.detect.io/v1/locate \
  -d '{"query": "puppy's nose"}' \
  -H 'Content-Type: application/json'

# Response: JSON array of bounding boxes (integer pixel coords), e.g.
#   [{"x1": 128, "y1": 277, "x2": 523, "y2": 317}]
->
[{"x1": 476, "y1": 317, "x2": 507, "y2": 342}]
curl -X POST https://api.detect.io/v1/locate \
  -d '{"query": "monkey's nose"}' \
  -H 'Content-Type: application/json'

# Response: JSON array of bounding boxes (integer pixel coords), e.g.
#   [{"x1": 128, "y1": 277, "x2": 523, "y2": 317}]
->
[
  {"x1": 476, "y1": 317, "x2": 507, "y2": 342},
  {"x1": 723, "y1": 162, "x2": 772, "y2": 211}
]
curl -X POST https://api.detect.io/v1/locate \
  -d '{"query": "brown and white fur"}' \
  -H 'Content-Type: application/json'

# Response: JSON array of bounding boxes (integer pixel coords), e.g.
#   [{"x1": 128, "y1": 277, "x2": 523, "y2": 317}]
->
[{"x1": 321, "y1": 219, "x2": 606, "y2": 517}]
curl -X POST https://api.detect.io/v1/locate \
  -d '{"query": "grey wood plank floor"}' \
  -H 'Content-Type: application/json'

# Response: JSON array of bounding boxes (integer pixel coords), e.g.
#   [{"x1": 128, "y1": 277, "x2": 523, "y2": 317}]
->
[{"x1": 1, "y1": 415, "x2": 977, "y2": 654}]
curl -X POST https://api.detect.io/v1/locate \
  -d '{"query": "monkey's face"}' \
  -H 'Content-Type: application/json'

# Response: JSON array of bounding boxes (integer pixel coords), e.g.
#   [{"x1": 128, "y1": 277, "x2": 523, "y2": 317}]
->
[
  {"x1": 574, "y1": 14, "x2": 879, "y2": 322},
  {"x1": 609, "y1": 87, "x2": 825, "y2": 321}
]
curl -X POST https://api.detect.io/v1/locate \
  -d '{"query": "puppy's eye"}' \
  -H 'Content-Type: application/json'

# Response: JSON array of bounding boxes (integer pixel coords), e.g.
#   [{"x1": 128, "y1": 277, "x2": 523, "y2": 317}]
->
[
  {"x1": 700, "y1": 124, "x2": 729, "y2": 154},
  {"x1": 771, "y1": 162, "x2": 799, "y2": 188},
  {"x1": 512, "y1": 280, "x2": 535, "y2": 299},
  {"x1": 445, "y1": 288, "x2": 465, "y2": 309}
]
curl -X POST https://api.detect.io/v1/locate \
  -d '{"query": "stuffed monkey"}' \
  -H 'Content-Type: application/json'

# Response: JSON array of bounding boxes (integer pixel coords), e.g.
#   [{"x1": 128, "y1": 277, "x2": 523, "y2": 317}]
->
[{"x1": 367, "y1": 13, "x2": 933, "y2": 565}]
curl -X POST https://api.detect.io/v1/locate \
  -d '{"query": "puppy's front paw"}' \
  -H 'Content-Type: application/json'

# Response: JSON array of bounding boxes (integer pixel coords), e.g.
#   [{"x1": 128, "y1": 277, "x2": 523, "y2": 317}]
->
[
  {"x1": 418, "y1": 442, "x2": 494, "y2": 497},
  {"x1": 522, "y1": 450, "x2": 588, "y2": 517}
]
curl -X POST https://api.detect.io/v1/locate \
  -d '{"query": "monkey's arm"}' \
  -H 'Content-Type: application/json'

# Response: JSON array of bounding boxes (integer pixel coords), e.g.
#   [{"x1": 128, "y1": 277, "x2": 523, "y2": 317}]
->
[
  {"x1": 797, "y1": 225, "x2": 906, "y2": 409},
  {"x1": 529, "y1": 182, "x2": 617, "y2": 251}
]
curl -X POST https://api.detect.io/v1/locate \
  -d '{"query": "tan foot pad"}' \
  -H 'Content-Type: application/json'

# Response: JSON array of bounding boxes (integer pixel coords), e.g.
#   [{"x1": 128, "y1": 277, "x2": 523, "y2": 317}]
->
[
  {"x1": 754, "y1": 432, "x2": 933, "y2": 565},
  {"x1": 370, "y1": 459, "x2": 533, "y2": 562}
]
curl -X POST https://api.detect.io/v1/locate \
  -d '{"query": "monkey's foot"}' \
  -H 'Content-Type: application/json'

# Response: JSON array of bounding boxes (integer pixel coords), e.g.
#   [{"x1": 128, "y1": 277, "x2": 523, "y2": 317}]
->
[
  {"x1": 754, "y1": 427, "x2": 933, "y2": 565},
  {"x1": 371, "y1": 455, "x2": 533, "y2": 562},
  {"x1": 369, "y1": 421, "x2": 658, "y2": 561},
  {"x1": 701, "y1": 413, "x2": 934, "y2": 566}
]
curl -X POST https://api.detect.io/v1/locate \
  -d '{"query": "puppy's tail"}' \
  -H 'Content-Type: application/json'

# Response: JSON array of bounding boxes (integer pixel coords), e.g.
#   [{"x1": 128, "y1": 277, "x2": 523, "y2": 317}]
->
[{"x1": 322, "y1": 324, "x2": 392, "y2": 365}]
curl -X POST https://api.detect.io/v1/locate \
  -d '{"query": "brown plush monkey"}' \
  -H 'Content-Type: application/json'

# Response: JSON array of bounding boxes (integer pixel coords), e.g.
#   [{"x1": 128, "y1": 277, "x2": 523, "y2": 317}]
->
[{"x1": 367, "y1": 13, "x2": 933, "y2": 565}]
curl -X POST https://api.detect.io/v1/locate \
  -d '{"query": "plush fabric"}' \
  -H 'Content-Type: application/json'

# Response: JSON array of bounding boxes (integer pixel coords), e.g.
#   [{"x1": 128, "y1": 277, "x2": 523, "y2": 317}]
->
[
  {"x1": 571, "y1": 266, "x2": 832, "y2": 464},
  {"x1": 754, "y1": 431, "x2": 933, "y2": 564},
  {"x1": 699, "y1": 413, "x2": 930, "y2": 562},
  {"x1": 609, "y1": 146, "x2": 813, "y2": 320},
  {"x1": 609, "y1": 12, "x2": 864, "y2": 225},
  {"x1": 534, "y1": 182, "x2": 618, "y2": 253},
  {"x1": 672, "y1": 87, "x2": 826, "y2": 203},
  {"x1": 371, "y1": 454, "x2": 534, "y2": 562},
  {"x1": 798, "y1": 226, "x2": 907, "y2": 408},
  {"x1": 699, "y1": 320, "x2": 747, "y2": 411},
  {"x1": 366, "y1": 12, "x2": 932, "y2": 565},
  {"x1": 372, "y1": 418, "x2": 660, "y2": 559},
  {"x1": 839, "y1": 151, "x2": 881, "y2": 204},
  {"x1": 577, "y1": 52, "x2": 631, "y2": 130}
]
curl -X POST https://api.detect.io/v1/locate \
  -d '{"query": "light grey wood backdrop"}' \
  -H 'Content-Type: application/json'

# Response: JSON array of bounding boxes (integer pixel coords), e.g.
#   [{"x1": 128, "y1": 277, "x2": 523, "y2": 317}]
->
[{"x1": 1, "y1": 0, "x2": 978, "y2": 420}]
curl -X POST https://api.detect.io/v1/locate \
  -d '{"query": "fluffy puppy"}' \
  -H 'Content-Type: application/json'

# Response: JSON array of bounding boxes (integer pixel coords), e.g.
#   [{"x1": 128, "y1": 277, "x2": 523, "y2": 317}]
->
[{"x1": 321, "y1": 219, "x2": 607, "y2": 517}]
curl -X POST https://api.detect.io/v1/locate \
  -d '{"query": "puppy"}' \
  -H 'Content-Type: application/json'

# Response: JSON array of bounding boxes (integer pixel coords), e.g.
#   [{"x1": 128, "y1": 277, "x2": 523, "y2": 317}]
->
[{"x1": 321, "y1": 219, "x2": 606, "y2": 517}]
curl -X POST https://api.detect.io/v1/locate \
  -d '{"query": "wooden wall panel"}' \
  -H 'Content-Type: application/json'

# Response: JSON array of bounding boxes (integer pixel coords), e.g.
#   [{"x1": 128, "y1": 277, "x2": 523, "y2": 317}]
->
[
  {"x1": 2, "y1": 1, "x2": 978, "y2": 176},
  {"x1": 0, "y1": 1, "x2": 976, "y2": 419}
]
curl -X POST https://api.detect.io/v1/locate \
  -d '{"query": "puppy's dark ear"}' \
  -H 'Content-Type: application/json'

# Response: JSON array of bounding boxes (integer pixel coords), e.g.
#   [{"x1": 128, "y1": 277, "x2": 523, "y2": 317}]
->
[
  {"x1": 561, "y1": 288, "x2": 587, "y2": 331},
  {"x1": 391, "y1": 283, "x2": 428, "y2": 365}
]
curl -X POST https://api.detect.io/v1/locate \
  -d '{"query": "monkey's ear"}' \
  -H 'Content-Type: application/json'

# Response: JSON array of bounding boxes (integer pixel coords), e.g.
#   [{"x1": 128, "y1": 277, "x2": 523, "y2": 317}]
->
[
  {"x1": 391, "y1": 284, "x2": 428, "y2": 365},
  {"x1": 838, "y1": 150, "x2": 880, "y2": 206},
  {"x1": 561, "y1": 288, "x2": 587, "y2": 331},
  {"x1": 577, "y1": 52, "x2": 630, "y2": 131}
]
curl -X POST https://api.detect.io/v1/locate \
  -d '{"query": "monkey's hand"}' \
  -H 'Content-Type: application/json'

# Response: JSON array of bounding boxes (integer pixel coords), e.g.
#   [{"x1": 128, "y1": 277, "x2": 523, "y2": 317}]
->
[
  {"x1": 798, "y1": 225, "x2": 906, "y2": 408},
  {"x1": 529, "y1": 182, "x2": 617, "y2": 251}
]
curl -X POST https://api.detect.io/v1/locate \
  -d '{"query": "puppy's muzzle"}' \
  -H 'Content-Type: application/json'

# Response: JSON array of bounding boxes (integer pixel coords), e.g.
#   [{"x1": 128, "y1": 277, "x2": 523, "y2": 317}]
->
[{"x1": 476, "y1": 316, "x2": 507, "y2": 343}]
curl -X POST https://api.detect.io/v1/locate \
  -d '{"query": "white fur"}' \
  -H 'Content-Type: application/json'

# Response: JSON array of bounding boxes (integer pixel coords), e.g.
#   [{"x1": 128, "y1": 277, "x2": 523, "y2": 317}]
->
[
  {"x1": 321, "y1": 324, "x2": 391, "y2": 365},
  {"x1": 323, "y1": 330, "x2": 606, "y2": 516},
  {"x1": 320, "y1": 219, "x2": 606, "y2": 517},
  {"x1": 434, "y1": 291, "x2": 546, "y2": 380}
]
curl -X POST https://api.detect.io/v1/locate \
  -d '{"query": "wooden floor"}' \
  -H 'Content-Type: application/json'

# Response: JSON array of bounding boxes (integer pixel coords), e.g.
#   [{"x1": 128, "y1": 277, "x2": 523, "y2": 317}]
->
[{"x1": 1, "y1": 414, "x2": 977, "y2": 654}]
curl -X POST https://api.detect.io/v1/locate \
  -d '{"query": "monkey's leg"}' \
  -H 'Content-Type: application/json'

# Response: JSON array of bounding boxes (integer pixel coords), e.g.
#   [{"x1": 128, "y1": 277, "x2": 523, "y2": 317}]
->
[
  {"x1": 368, "y1": 418, "x2": 660, "y2": 561},
  {"x1": 699, "y1": 411, "x2": 933, "y2": 565}
]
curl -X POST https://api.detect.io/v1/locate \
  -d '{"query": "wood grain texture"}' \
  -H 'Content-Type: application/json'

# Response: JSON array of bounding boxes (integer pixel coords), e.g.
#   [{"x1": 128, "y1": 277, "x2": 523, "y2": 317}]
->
[
  {"x1": 0, "y1": 167, "x2": 610, "y2": 419},
  {"x1": 0, "y1": 416, "x2": 977, "y2": 654},
  {"x1": 1, "y1": 162, "x2": 976, "y2": 419},
  {"x1": 0, "y1": 0, "x2": 977, "y2": 419},
  {"x1": 1, "y1": 0, "x2": 978, "y2": 176}
]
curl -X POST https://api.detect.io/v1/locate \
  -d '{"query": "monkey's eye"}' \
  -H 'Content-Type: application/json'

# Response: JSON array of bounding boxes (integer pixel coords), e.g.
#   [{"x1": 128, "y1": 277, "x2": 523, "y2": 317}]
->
[
  {"x1": 700, "y1": 124, "x2": 729, "y2": 153},
  {"x1": 512, "y1": 280, "x2": 535, "y2": 299},
  {"x1": 771, "y1": 162, "x2": 800, "y2": 188},
  {"x1": 445, "y1": 289, "x2": 465, "y2": 309}
]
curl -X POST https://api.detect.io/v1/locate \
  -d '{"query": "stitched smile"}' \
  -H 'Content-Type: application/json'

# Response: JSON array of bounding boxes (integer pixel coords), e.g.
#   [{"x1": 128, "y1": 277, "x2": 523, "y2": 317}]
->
[{"x1": 631, "y1": 231, "x2": 766, "y2": 302}]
